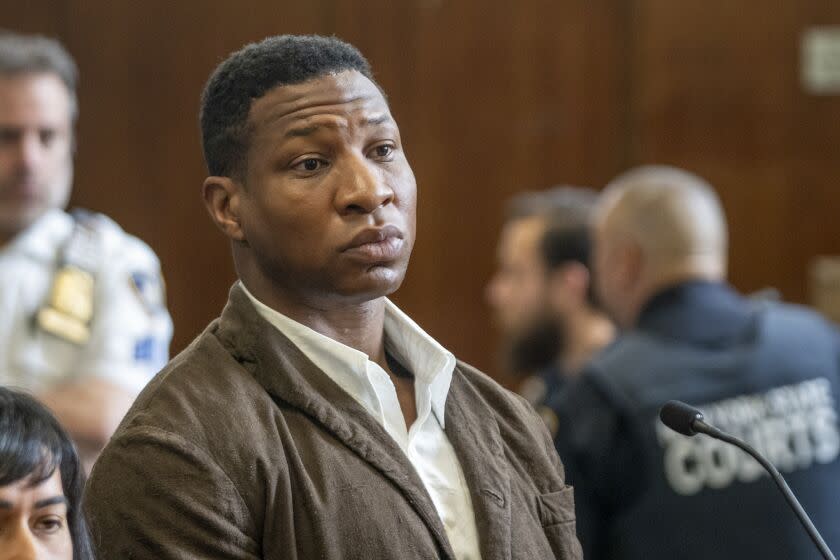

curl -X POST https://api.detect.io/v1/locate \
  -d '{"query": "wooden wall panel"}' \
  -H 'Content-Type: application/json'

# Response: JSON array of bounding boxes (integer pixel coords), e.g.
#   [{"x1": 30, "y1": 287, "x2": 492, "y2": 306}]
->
[
  {"x1": 2, "y1": 1, "x2": 64, "y2": 36},
  {"x1": 3, "y1": 1, "x2": 839, "y2": 379},
  {"x1": 791, "y1": 3, "x2": 840, "y2": 304},
  {"x1": 630, "y1": 0, "x2": 840, "y2": 301}
]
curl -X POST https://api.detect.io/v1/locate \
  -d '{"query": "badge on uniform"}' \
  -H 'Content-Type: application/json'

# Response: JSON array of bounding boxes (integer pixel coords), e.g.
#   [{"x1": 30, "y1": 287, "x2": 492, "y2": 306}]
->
[
  {"x1": 130, "y1": 271, "x2": 166, "y2": 315},
  {"x1": 36, "y1": 265, "x2": 95, "y2": 344}
]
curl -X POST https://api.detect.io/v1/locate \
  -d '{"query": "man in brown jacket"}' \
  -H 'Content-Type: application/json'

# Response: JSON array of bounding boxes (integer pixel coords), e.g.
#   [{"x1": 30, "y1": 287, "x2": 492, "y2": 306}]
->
[{"x1": 85, "y1": 35, "x2": 582, "y2": 560}]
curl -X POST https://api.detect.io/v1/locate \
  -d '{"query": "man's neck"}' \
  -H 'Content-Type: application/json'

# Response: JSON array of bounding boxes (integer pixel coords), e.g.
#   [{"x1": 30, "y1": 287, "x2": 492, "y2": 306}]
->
[
  {"x1": 628, "y1": 266, "x2": 725, "y2": 328},
  {"x1": 243, "y1": 276, "x2": 389, "y2": 363},
  {"x1": 0, "y1": 226, "x2": 23, "y2": 249},
  {"x1": 561, "y1": 309, "x2": 615, "y2": 375},
  {"x1": 241, "y1": 274, "x2": 417, "y2": 425}
]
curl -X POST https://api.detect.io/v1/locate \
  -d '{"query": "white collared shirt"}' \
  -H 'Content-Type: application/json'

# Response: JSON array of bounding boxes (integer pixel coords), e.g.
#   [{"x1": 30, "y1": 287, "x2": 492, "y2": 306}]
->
[
  {"x1": 0, "y1": 208, "x2": 173, "y2": 393},
  {"x1": 243, "y1": 285, "x2": 481, "y2": 560}
]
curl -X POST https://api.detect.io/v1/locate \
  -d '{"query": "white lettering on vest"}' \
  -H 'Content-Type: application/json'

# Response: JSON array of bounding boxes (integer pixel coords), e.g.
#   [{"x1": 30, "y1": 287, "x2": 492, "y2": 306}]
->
[{"x1": 657, "y1": 378, "x2": 840, "y2": 495}]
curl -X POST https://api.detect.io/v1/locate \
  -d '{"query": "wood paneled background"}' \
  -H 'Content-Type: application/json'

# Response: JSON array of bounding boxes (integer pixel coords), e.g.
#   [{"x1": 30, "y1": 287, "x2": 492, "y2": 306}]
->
[{"x1": 5, "y1": 1, "x2": 840, "y2": 381}]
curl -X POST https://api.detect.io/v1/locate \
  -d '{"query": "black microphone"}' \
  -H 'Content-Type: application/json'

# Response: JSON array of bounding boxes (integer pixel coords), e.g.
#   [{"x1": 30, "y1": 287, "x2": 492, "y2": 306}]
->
[{"x1": 659, "y1": 400, "x2": 837, "y2": 560}]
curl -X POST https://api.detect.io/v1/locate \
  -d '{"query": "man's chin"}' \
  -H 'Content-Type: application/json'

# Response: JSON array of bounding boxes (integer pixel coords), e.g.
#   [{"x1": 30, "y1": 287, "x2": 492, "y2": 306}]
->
[
  {"x1": 504, "y1": 320, "x2": 563, "y2": 375},
  {"x1": 0, "y1": 205, "x2": 47, "y2": 240},
  {"x1": 332, "y1": 265, "x2": 407, "y2": 302}
]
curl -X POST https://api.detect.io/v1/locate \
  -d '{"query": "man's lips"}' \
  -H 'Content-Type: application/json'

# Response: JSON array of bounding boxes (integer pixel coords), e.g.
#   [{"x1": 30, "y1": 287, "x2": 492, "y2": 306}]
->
[{"x1": 342, "y1": 225, "x2": 405, "y2": 262}]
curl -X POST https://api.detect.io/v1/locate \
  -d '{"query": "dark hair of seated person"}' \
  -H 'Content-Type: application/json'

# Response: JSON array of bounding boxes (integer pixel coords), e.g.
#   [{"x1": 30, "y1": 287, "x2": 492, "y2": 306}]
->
[{"x1": 0, "y1": 386, "x2": 94, "y2": 559}]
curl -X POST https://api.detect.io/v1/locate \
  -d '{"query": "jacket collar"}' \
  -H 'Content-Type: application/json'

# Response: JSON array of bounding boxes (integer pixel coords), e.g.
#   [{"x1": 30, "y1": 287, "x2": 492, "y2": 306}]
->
[
  {"x1": 636, "y1": 280, "x2": 757, "y2": 346},
  {"x1": 217, "y1": 282, "x2": 516, "y2": 560},
  {"x1": 239, "y1": 283, "x2": 455, "y2": 428}
]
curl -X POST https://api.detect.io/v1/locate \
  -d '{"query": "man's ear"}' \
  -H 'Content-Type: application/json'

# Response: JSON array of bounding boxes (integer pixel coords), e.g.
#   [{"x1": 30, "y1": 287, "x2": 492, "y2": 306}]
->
[
  {"x1": 202, "y1": 176, "x2": 246, "y2": 242},
  {"x1": 547, "y1": 262, "x2": 589, "y2": 311},
  {"x1": 624, "y1": 242, "x2": 644, "y2": 287},
  {"x1": 563, "y1": 262, "x2": 591, "y2": 303}
]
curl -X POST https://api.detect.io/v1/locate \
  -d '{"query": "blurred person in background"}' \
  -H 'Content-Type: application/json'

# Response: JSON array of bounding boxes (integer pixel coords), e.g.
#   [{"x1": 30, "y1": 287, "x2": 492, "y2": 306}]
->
[
  {"x1": 556, "y1": 165, "x2": 840, "y2": 559},
  {"x1": 0, "y1": 31, "x2": 172, "y2": 470},
  {"x1": 0, "y1": 386, "x2": 94, "y2": 560},
  {"x1": 486, "y1": 187, "x2": 614, "y2": 435}
]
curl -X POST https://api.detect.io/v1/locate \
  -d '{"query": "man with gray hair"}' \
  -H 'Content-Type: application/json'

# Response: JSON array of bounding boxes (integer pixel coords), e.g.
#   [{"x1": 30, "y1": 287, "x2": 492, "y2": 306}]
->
[
  {"x1": 556, "y1": 165, "x2": 840, "y2": 559},
  {"x1": 0, "y1": 31, "x2": 172, "y2": 469}
]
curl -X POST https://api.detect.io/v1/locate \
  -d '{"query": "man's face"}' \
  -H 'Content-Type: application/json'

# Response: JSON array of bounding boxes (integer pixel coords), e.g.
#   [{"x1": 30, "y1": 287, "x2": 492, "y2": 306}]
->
[
  {"x1": 0, "y1": 469, "x2": 73, "y2": 560},
  {"x1": 0, "y1": 74, "x2": 73, "y2": 242},
  {"x1": 236, "y1": 70, "x2": 416, "y2": 303},
  {"x1": 486, "y1": 216, "x2": 550, "y2": 336}
]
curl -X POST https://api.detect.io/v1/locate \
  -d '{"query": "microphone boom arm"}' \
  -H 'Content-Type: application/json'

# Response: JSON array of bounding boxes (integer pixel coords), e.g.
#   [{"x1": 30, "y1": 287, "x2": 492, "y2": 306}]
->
[{"x1": 692, "y1": 418, "x2": 837, "y2": 560}]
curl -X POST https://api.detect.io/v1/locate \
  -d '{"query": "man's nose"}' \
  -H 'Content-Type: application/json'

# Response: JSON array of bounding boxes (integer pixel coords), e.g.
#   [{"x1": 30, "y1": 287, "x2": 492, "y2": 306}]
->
[
  {"x1": 335, "y1": 153, "x2": 394, "y2": 215},
  {"x1": 14, "y1": 132, "x2": 44, "y2": 173}
]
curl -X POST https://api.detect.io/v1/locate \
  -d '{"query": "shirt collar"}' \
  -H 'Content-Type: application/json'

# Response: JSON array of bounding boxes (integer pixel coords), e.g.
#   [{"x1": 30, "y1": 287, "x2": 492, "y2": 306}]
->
[
  {"x1": 382, "y1": 298, "x2": 456, "y2": 425},
  {"x1": 240, "y1": 283, "x2": 456, "y2": 426}
]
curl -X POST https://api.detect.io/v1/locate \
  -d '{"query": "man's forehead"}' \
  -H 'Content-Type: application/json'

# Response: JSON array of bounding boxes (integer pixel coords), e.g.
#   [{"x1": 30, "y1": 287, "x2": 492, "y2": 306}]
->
[
  {"x1": 0, "y1": 72, "x2": 68, "y2": 97},
  {"x1": 511, "y1": 216, "x2": 547, "y2": 242},
  {"x1": 500, "y1": 216, "x2": 545, "y2": 257},
  {"x1": 0, "y1": 73, "x2": 71, "y2": 122},
  {"x1": 248, "y1": 70, "x2": 391, "y2": 131}
]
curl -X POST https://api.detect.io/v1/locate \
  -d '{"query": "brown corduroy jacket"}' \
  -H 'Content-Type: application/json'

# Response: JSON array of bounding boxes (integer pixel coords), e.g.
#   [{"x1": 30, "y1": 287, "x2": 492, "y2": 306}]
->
[{"x1": 85, "y1": 283, "x2": 582, "y2": 559}]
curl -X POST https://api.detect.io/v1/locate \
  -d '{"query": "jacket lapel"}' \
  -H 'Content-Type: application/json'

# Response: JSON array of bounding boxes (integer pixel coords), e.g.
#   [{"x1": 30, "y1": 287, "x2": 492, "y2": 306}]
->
[
  {"x1": 216, "y1": 284, "x2": 457, "y2": 560},
  {"x1": 446, "y1": 367, "x2": 512, "y2": 560}
]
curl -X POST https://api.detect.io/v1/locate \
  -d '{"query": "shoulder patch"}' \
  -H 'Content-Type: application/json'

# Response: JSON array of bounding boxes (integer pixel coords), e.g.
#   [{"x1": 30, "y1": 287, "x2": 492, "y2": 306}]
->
[
  {"x1": 133, "y1": 335, "x2": 167, "y2": 366},
  {"x1": 130, "y1": 271, "x2": 166, "y2": 314}
]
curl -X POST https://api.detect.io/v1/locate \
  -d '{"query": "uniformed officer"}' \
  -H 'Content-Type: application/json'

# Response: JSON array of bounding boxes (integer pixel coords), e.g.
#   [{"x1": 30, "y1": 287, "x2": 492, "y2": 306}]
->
[
  {"x1": 0, "y1": 32, "x2": 172, "y2": 469},
  {"x1": 557, "y1": 165, "x2": 840, "y2": 559}
]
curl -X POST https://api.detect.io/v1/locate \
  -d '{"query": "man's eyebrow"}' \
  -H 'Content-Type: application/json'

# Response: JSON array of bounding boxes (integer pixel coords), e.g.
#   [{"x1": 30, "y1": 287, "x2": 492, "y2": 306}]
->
[
  {"x1": 0, "y1": 500, "x2": 12, "y2": 509},
  {"x1": 363, "y1": 115, "x2": 392, "y2": 127},
  {"x1": 284, "y1": 122, "x2": 343, "y2": 138},
  {"x1": 283, "y1": 115, "x2": 393, "y2": 139},
  {"x1": 34, "y1": 496, "x2": 68, "y2": 509}
]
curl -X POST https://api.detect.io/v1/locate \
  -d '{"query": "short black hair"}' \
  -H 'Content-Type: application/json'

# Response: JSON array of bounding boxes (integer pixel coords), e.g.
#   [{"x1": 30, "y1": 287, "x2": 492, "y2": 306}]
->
[
  {"x1": 504, "y1": 185, "x2": 600, "y2": 303},
  {"x1": 0, "y1": 387, "x2": 93, "y2": 560},
  {"x1": 530, "y1": 186, "x2": 600, "y2": 308},
  {"x1": 0, "y1": 30, "x2": 79, "y2": 121},
  {"x1": 542, "y1": 225, "x2": 590, "y2": 271},
  {"x1": 200, "y1": 34, "x2": 376, "y2": 178},
  {"x1": 541, "y1": 225, "x2": 600, "y2": 308}
]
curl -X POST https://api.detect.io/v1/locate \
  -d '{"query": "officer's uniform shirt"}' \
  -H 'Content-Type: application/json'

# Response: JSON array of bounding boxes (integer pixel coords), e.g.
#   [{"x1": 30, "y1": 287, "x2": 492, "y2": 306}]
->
[
  {"x1": 0, "y1": 208, "x2": 172, "y2": 393},
  {"x1": 556, "y1": 281, "x2": 840, "y2": 560}
]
